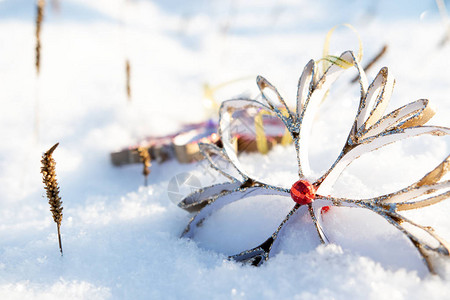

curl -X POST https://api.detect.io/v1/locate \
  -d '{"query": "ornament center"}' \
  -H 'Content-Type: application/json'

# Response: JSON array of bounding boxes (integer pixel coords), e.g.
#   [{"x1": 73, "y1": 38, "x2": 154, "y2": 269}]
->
[{"x1": 290, "y1": 180, "x2": 316, "y2": 205}]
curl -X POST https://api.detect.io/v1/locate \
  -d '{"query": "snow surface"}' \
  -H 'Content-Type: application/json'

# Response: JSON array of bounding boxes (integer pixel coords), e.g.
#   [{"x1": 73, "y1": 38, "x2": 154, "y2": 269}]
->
[{"x1": 1, "y1": 0, "x2": 450, "y2": 299}]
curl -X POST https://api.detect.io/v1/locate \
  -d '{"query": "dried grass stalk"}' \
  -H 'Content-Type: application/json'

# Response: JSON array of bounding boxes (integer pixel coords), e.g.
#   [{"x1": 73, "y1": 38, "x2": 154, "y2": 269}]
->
[
  {"x1": 41, "y1": 142, "x2": 63, "y2": 255},
  {"x1": 126, "y1": 59, "x2": 131, "y2": 100},
  {"x1": 35, "y1": 0, "x2": 45, "y2": 75},
  {"x1": 137, "y1": 147, "x2": 151, "y2": 185}
]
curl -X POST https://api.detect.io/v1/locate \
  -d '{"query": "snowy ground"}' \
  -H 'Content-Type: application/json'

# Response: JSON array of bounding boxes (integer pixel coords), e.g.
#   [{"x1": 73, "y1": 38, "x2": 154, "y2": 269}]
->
[{"x1": 1, "y1": 0, "x2": 450, "y2": 299}]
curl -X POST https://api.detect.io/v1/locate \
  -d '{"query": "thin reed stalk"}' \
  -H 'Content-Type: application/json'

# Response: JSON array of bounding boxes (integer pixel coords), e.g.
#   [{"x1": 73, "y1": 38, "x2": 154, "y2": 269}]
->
[
  {"x1": 126, "y1": 59, "x2": 131, "y2": 101},
  {"x1": 35, "y1": 0, "x2": 45, "y2": 75}
]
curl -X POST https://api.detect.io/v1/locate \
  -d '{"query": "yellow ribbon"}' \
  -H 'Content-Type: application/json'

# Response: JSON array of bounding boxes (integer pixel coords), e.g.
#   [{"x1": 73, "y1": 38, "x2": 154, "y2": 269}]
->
[
  {"x1": 315, "y1": 24, "x2": 363, "y2": 104},
  {"x1": 254, "y1": 108, "x2": 293, "y2": 154},
  {"x1": 254, "y1": 110, "x2": 270, "y2": 154},
  {"x1": 319, "y1": 23, "x2": 363, "y2": 72},
  {"x1": 281, "y1": 128, "x2": 293, "y2": 146}
]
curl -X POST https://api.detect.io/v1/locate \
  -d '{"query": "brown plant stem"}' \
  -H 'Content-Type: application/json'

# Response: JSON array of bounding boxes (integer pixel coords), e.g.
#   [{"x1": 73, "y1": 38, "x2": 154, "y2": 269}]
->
[
  {"x1": 35, "y1": 0, "x2": 45, "y2": 75},
  {"x1": 126, "y1": 59, "x2": 131, "y2": 101},
  {"x1": 57, "y1": 223, "x2": 62, "y2": 255}
]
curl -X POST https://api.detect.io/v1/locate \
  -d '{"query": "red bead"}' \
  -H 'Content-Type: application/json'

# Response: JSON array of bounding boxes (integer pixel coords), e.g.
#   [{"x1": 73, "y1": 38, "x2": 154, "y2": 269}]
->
[
  {"x1": 321, "y1": 206, "x2": 330, "y2": 214},
  {"x1": 290, "y1": 180, "x2": 316, "y2": 205}
]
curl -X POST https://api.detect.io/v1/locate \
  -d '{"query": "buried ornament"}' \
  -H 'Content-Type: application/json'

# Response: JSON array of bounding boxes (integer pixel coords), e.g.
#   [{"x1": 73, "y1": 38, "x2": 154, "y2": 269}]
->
[
  {"x1": 178, "y1": 51, "x2": 450, "y2": 273},
  {"x1": 290, "y1": 180, "x2": 316, "y2": 205}
]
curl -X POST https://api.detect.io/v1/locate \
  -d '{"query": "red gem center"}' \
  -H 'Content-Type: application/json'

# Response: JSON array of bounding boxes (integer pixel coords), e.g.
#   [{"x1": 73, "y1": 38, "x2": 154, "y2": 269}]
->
[{"x1": 290, "y1": 180, "x2": 316, "y2": 205}]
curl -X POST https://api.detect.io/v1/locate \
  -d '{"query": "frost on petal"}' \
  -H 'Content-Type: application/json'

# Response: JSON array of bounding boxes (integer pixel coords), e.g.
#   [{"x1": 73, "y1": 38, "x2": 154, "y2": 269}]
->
[{"x1": 181, "y1": 186, "x2": 290, "y2": 238}]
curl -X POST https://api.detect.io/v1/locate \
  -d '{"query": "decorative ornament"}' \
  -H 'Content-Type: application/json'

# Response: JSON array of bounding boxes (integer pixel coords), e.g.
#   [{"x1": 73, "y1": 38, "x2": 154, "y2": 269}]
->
[
  {"x1": 110, "y1": 113, "x2": 288, "y2": 167},
  {"x1": 178, "y1": 51, "x2": 450, "y2": 273}
]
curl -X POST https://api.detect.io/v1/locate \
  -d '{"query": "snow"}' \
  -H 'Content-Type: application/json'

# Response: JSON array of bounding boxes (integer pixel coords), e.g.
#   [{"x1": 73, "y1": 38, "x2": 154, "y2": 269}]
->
[{"x1": 1, "y1": 0, "x2": 450, "y2": 299}]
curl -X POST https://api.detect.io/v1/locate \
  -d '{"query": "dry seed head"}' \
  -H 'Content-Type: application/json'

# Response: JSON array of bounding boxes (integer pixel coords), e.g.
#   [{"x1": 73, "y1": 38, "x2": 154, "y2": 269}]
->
[
  {"x1": 41, "y1": 143, "x2": 63, "y2": 225},
  {"x1": 137, "y1": 147, "x2": 151, "y2": 177}
]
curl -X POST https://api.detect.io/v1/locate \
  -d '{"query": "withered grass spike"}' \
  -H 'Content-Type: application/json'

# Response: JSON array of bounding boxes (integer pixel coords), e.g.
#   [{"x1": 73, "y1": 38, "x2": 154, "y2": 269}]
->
[
  {"x1": 136, "y1": 147, "x2": 151, "y2": 186},
  {"x1": 41, "y1": 142, "x2": 63, "y2": 255},
  {"x1": 126, "y1": 59, "x2": 131, "y2": 101},
  {"x1": 35, "y1": 0, "x2": 45, "y2": 75}
]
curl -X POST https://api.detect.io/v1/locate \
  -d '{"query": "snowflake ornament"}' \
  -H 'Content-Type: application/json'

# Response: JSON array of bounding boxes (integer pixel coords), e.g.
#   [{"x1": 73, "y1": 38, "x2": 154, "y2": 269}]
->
[{"x1": 178, "y1": 51, "x2": 450, "y2": 273}]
